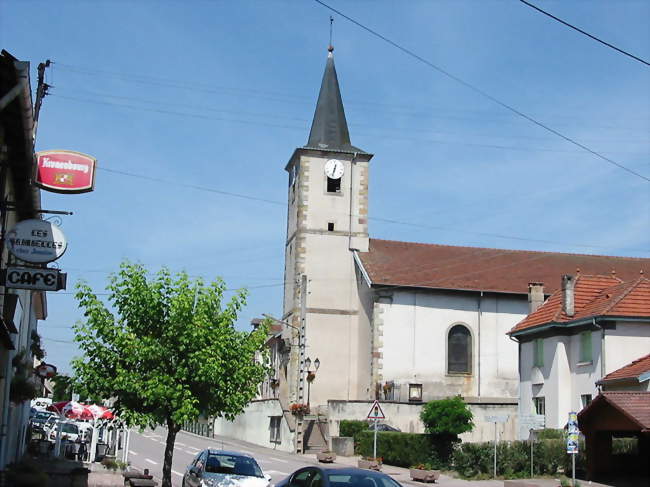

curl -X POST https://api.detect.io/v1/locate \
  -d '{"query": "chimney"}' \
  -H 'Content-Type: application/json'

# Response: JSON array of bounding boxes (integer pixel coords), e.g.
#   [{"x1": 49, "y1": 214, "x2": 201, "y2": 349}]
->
[
  {"x1": 528, "y1": 282, "x2": 545, "y2": 313},
  {"x1": 562, "y1": 275, "x2": 576, "y2": 317}
]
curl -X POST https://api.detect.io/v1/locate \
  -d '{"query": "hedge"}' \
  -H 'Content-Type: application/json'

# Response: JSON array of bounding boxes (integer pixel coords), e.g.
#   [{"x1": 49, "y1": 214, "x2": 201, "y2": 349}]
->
[
  {"x1": 357, "y1": 431, "x2": 457, "y2": 469},
  {"x1": 339, "y1": 420, "x2": 367, "y2": 454}
]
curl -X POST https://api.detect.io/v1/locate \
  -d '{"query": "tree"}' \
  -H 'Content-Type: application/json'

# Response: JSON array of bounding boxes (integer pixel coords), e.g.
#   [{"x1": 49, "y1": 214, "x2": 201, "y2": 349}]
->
[
  {"x1": 52, "y1": 373, "x2": 74, "y2": 402},
  {"x1": 72, "y1": 261, "x2": 269, "y2": 487},
  {"x1": 420, "y1": 396, "x2": 474, "y2": 436}
]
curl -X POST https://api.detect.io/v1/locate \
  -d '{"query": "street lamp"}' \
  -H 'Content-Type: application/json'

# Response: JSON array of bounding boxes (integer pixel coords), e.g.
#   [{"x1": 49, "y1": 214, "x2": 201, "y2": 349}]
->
[{"x1": 305, "y1": 356, "x2": 320, "y2": 408}]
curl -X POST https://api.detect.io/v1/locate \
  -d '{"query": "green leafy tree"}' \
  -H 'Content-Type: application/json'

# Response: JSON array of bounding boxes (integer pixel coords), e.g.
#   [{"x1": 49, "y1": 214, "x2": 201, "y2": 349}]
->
[
  {"x1": 72, "y1": 261, "x2": 269, "y2": 487},
  {"x1": 52, "y1": 373, "x2": 74, "y2": 402},
  {"x1": 420, "y1": 396, "x2": 474, "y2": 435}
]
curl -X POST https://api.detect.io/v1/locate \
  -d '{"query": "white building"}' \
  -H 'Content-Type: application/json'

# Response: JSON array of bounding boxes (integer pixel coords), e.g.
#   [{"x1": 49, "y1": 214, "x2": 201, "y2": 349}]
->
[
  {"x1": 215, "y1": 48, "x2": 650, "y2": 452},
  {"x1": 509, "y1": 274, "x2": 650, "y2": 439}
]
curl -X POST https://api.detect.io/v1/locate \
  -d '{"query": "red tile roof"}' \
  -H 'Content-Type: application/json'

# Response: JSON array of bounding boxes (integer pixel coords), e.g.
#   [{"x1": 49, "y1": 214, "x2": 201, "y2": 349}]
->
[
  {"x1": 598, "y1": 354, "x2": 650, "y2": 384},
  {"x1": 510, "y1": 276, "x2": 650, "y2": 334},
  {"x1": 578, "y1": 391, "x2": 650, "y2": 431},
  {"x1": 359, "y1": 239, "x2": 648, "y2": 295}
]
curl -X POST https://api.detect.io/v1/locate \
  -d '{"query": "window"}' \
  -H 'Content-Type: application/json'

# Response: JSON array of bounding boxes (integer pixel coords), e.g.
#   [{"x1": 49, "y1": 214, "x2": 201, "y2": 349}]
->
[
  {"x1": 269, "y1": 416, "x2": 281, "y2": 443},
  {"x1": 327, "y1": 222, "x2": 335, "y2": 232},
  {"x1": 448, "y1": 324, "x2": 472, "y2": 374},
  {"x1": 581, "y1": 394, "x2": 592, "y2": 408},
  {"x1": 533, "y1": 397, "x2": 545, "y2": 416},
  {"x1": 290, "y1": 469, "x2": 316, "y2": 487},
  {"x1": 326, "y1": 177, "x2": 341, "y2": 193},
  {"x1": 408, "y1": 383, "x2": 422, "y2": 402},
  {"x1": 533, "y1": 338, "x2": 544, "y2": 367},
  {"x1": 579, "y1": 331, "x2": 592, "y2": 363}
]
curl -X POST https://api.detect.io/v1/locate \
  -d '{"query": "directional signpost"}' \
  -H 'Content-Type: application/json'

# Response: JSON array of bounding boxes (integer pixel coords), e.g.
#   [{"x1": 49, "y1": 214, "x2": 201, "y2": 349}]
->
[
  {"x1": 486, "y1": 415, "x2": 509, "y2": 478},
  {"x1": 367, "y1": 400, "x2": 386, "y2": 459},
  {"x1": 567, "y1": 412, "x2": 579, "y2": 487}
]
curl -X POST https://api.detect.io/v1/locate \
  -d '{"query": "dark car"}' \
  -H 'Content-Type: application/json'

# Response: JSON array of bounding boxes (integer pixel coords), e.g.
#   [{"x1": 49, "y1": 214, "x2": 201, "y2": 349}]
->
[
  {"x1": 368, "y1": 423, "x2": 400, "y2": 432},
  {"x1": 30, "y1": 410, "x2": 55, "y2": 432},
  {"x1": 275, "y1": 467, "x2": 403, "y2": 487}
]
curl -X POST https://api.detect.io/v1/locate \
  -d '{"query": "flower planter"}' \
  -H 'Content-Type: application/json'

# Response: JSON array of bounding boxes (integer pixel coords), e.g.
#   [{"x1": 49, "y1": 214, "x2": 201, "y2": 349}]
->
[
  {"x1": 316, "y1": 451, "x2": 336, "y2": 463},
  {"x1": 358, "y1": 459, "x2": 382, "y2": 471},
  {"x1": 409, "y1": 468, "x2": 440, "y2": 483}
]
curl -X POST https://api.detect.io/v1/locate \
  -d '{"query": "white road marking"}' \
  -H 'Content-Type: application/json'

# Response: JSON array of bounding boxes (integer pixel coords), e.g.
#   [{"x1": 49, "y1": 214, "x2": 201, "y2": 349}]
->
[
  {"x1": 176, "y1": 442, "x2": 186, "y2": 446},
  {"x1": 172, "y1": 470, "x2": 183, "y2": 477},
  {"x1": 129, "y1": 450, "x2": 138, "y2": 455},
  {"x1": 187, "y1": 446, "x2": 200, "y2": 452},
  {"x1": 267, "y1": 470, "x2": 289, "y2": 476},
  {"x1": 270, "y1": 457, "x2": 289, "y2": 463},
  {"x1": 145, "y1": 458, "x2": 158, "y2": 465},
  {"x1": 185, "y1": 449, "x2": 196, "y2": 455}
]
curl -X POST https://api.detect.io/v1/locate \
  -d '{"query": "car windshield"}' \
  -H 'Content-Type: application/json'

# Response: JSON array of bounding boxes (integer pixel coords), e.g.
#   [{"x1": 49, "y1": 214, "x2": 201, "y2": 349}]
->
[
  {"x1": 328, "y1": 473, "x2": 402, "y2": 487},
  {"x1": 61, "y1": 423, "x2": 79, "y2": 434},
  {"x1": 204, "y1": 454, "x2": 263, "y2": 478},
  {"x1": 33, "y1": 412, "x2": 52, "y2": 420}
]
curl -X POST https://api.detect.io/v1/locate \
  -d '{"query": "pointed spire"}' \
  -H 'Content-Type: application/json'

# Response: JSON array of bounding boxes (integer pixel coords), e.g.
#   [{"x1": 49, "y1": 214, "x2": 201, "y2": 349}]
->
[{"x1": 306, "y1": 48, "x2": 363, "y2": 153}]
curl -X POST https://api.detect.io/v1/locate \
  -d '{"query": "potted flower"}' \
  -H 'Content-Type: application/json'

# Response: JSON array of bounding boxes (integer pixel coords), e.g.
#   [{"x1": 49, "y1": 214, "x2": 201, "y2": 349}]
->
[
  {"x1": 290, "y1": 403, "x2": 310, "y2": 416},
  {"x1": 316, "y1": 450, "x2": 336, "y2": 463},
  {"x1": 409, "y1": 463, "x2": 440, "y2": 483},
  {"x1": 358, "y1": 456, "x2": 382, "y2": 471}
]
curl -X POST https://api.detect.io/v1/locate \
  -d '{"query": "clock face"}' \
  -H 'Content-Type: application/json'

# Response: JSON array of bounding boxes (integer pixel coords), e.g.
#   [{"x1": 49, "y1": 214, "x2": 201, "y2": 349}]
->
[{"x1": 324, "y1": 159, "x2": 344, "y2": 180}]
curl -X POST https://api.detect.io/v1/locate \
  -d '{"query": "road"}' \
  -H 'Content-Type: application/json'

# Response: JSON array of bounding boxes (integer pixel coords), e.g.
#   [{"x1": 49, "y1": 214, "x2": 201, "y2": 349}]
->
[{"x1": 127, "y1": 427, "x2": 321, "y2": 487}]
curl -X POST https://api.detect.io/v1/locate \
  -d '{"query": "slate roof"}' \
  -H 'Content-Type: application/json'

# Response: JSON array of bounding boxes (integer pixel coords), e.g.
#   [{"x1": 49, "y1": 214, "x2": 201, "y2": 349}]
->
[
  {"x1": 578, "y1": 391, "x2": 650, "y2": 432},
  {"x1": 358, "y1": 238, "x2": 649, "y2": 296},
  {"x1": 509, "y1": 275, "x2": 650, "y2": 334},
  {"x1": 598, "y1": 354, "x2": 650, "y2": 385},
  {"x1": 306, "y1": 50, "x2": 365, "y2": 154}
]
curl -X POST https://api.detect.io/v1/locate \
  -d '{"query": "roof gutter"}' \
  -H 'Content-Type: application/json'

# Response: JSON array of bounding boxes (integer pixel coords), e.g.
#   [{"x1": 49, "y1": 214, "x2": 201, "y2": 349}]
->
[
  {"x1": 353, "y1": 250, "x2": 372, "y2": 288},
  {"x1": 509, "y1": 315, "x2": 650, "y2": 338}
]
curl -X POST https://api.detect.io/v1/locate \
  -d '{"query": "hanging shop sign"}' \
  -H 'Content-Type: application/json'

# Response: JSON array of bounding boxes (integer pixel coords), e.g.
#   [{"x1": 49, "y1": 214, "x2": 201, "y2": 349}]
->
[
  {"x1": 35, "y1": 362, "x2": 57, "y2": 379},
  {"x1": 5, "y1": 219, "x2": 67, "y2": 264},
  {"x1": 35, "y1": 150, "x2": 96, "y2": 194},
  {"x1": 2, "y1": 267, "x2": 67, "y2": 292}
]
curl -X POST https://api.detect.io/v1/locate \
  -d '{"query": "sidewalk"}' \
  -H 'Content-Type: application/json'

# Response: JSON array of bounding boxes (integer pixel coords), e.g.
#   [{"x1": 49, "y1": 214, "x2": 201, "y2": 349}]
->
[{"x1": 303, "y1": 453, "x2": 617, "y2": 487}]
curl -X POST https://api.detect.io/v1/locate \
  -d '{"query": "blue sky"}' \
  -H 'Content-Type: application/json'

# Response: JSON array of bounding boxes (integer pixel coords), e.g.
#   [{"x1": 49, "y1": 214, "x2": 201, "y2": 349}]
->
[{"x1": 2, "y1": 0, "x2": 648, "y2": 374}]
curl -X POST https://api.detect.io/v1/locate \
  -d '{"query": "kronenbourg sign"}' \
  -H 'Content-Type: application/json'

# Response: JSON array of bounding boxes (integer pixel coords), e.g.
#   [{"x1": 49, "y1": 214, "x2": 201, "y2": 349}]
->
[
  {"x1": 5, "y1": 219, "x2": 67, "y2": 264},
  {"x1": 35, "y1": 150, "x2": 96, "y2": 193}
]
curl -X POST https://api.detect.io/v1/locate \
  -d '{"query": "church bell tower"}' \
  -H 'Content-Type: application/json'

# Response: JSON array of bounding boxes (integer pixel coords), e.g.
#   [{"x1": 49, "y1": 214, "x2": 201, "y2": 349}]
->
[{"x1": 282, "y1": 47, "x2": 374, "y2": 412}]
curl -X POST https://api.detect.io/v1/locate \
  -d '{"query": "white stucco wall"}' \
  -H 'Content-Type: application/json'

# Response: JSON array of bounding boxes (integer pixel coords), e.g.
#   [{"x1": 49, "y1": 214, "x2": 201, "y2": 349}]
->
[
  {"x1": 213, "y1": 400, "x2": 293, "y2": 452},
  {"x1": 378, "y1": 290, "x2": 526, "y2": 400},
  {"x1": 518, "y1": 321, "x2": 650, "y2": 438},
  {"x1": 328, "y1": 399, "x2": 518, "y2": 443}
]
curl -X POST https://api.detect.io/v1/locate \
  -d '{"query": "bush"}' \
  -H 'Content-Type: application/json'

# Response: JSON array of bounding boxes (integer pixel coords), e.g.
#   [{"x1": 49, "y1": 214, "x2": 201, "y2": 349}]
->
[
  {"x1": 339, "y1": 420, "x2": 367, "y2": 453},
  {"x1": 420, "y1": 396, "x2": 473, "y2": 435},
  {"x1": 536, "y1": 428, "x2": 564, "y2": 439},
  {"x1": 452, "y1": 439, "x2": 586, "y2": 479},
  {"x1": 357, "y1": 431, "x2": 457, "y2": 469}
]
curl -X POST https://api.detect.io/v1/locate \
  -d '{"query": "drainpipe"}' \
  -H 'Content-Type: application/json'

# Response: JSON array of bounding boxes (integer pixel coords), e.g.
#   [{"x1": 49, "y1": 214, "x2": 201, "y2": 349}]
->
[
  {"x1": 477, "y1": 291, "x2": 482, "y2": 397},
  {"x1": 348, "y1": 152, "x2": 358, "y2": 250},
  {"x1": 593, "y1": 318, "x2": 605, "y2": 380}
]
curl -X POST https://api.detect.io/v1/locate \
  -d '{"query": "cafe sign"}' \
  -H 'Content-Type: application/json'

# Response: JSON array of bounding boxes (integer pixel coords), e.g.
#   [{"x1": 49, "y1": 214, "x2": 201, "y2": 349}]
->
[
  {"x1": 3, "y1": 267, "x2": 67, "y2": 292},
  {"x1": 5, "y1": 219, "x2": 67, "y2": 264},
  {"x1": 35, "y1": 150, "x2": 96, "y2": 193}
]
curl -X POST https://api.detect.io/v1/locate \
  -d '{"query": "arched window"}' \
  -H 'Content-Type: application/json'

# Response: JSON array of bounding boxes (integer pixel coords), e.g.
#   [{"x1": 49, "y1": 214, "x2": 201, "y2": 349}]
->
[{"x1": 448, "y1": 324, "x2": 472, "y2": 374}]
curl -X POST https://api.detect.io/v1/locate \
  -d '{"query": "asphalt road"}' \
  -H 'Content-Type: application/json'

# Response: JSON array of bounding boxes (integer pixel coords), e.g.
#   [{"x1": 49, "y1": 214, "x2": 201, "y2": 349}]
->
[{"x1": 127, "y1": 427, "x2": 321, "y2": 487}]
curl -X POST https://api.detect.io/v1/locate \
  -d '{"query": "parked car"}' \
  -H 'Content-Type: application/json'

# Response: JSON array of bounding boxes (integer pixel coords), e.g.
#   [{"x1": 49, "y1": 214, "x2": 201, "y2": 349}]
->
[
  {"x1": 30, "y1": 410, "x2": 56, "y2": 430},
  {"x1": 182, "y1": 449, "x2": 271, "y2": 487},
  {"x1": 276, "y1": 467, "x2": 403, "y2": 487},
  {"x1": 367, "y1": 423, "x2": 400, "y2": 432},
  {"x1": 48, "y1": 421, "x2": 81, "y2": 442}
]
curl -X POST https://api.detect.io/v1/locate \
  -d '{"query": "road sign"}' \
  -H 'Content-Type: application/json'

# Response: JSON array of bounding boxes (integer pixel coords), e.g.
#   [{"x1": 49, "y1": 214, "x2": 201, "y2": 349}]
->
[{"x1": 367, "y1": 400, "x2": 385, "y2": 420}]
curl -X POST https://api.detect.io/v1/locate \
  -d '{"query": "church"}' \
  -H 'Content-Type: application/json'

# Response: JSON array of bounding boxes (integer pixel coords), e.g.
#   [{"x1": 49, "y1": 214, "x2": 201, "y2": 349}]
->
[{"x1": 214, "y1": 48, "x2": 649, "y2": 453}]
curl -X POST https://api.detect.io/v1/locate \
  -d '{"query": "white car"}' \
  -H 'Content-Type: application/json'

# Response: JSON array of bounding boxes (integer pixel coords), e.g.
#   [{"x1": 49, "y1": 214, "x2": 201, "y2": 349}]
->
[
  {"x1": 183, "y1": 449, "x2": 271, "y2": 487},
  {"x1": 48, "y1": 421, "x2": 81, "y2": 442}
]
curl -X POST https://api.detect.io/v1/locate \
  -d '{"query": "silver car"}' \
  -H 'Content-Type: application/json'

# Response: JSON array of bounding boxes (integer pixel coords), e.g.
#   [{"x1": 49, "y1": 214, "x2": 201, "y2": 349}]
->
[{"x1": 183, "y1": 449, "x2": 271, "y2": 487}]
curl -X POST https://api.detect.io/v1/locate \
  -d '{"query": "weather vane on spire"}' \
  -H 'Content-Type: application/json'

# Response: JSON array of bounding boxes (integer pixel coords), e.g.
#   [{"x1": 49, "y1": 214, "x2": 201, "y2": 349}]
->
[{"x1": 328, "y1": 16, "x2": 334, "y2": 52}]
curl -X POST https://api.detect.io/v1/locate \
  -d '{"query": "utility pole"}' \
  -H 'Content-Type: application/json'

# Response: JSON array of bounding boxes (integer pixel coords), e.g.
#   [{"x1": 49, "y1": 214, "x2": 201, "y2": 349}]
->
[
  {"x1": 33, "y1": 59, "x2": 51, "y2": 139},
  {"x1": 295, "y1": 274, "x2": 308, "y2": 454}
]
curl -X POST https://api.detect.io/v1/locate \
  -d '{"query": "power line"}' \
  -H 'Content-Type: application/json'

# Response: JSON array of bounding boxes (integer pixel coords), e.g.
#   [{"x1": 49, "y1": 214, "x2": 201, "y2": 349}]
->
[
  {"x1": 519, "y1": 0, "x2": 650, "y2": 67},
  {"x1": 312, "y1": 0, "x2": 650, "y2": 183}
]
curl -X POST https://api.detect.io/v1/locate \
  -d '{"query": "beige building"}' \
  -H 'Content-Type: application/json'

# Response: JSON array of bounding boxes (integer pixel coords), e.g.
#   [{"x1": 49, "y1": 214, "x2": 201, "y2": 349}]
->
[{"x1": 215, "y1": 48, "x2": 649, "y2": 452}]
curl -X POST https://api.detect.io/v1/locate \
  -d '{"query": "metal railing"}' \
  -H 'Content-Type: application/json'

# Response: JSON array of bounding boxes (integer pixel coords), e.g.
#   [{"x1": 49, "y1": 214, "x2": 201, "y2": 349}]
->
[{"x1": 182, "y1": 421, "x2": 214, "y2": 438}]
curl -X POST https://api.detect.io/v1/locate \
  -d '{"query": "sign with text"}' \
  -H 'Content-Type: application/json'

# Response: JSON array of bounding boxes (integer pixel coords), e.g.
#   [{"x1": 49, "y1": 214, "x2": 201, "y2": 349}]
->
[
  {"x1": 5, "y1": 219, "x2": 68, "y2": 264},
  {"x1": 567, "y1": 411, "x2": 579, "y2": 454},
  {"x1": 35, "y1": 150, "x2": 96, "y2": 193},
  {"x1": 367, "y1": 400, "x2": 386, "y2": 420},
  {"x1": 3, "y1": 267, "x2": 66, "y2": 292}
]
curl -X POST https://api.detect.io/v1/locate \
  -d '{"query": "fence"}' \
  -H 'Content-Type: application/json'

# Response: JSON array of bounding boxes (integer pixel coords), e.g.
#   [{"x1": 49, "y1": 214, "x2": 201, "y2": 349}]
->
[{"x1": 182, "y1": 420, "x2": 214, "y2": 438}]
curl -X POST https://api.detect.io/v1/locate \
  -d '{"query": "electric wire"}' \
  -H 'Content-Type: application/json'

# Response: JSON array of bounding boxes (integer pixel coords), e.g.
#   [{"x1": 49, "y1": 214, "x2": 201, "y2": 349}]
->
[
  {"x1": 312, "y1": 0, "x2": 650, "y2": 183},
  {"x1": 518, "y1": 0, "x2": 650, "y2": 67}
]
